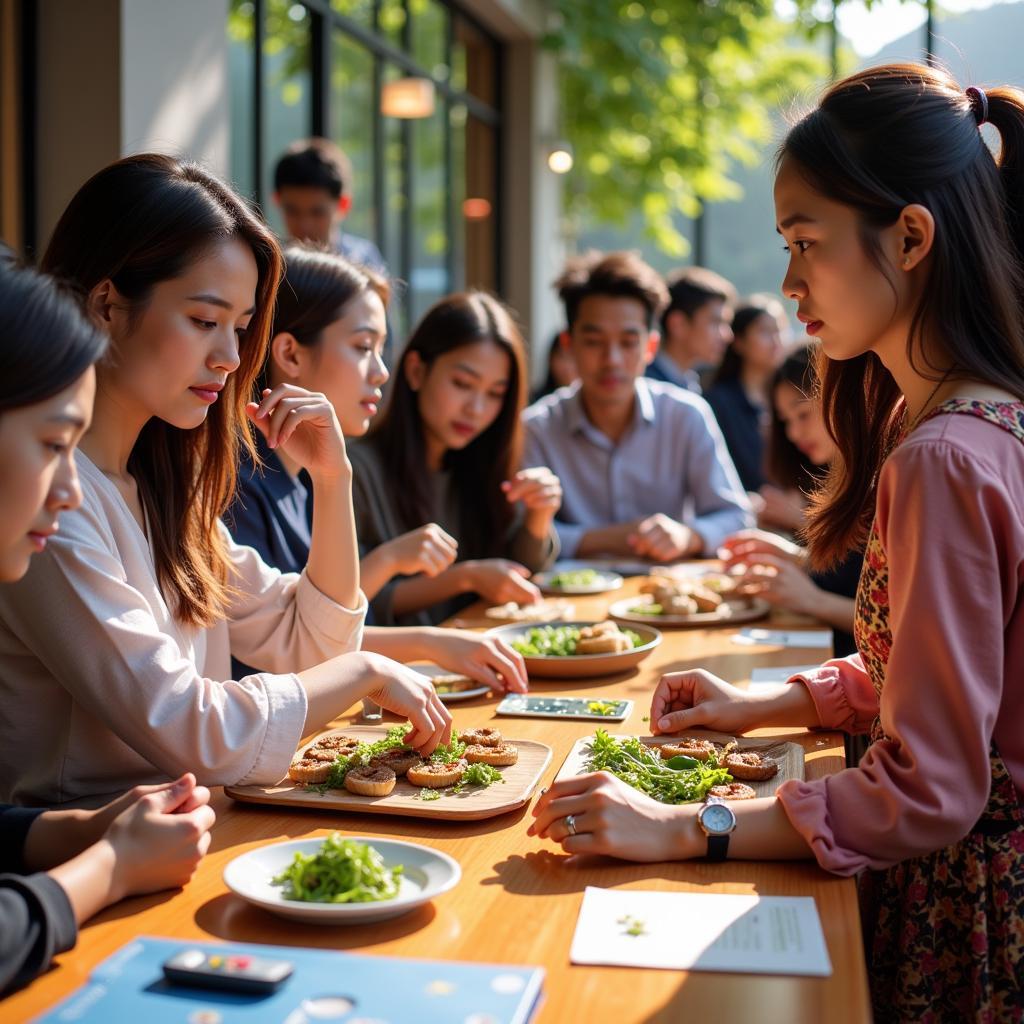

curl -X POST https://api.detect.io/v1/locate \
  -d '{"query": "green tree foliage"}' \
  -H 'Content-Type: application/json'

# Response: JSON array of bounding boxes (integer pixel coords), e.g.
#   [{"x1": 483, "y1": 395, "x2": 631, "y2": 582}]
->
[{"x1": 545, "y1": 1, "x2": 829, "y2": 256}]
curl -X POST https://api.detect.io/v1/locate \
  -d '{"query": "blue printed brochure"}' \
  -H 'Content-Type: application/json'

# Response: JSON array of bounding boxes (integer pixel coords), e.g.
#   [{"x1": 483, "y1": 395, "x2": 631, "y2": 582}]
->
[{"x1": 35, "y1": 936, "x2": 544, "y2": 1024}]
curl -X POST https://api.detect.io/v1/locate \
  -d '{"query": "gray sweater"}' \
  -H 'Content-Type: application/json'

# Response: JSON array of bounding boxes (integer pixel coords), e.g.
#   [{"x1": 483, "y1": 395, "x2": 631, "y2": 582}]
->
[{"x1": 349, "y1": 438, "x2": 558, "y2": 625}]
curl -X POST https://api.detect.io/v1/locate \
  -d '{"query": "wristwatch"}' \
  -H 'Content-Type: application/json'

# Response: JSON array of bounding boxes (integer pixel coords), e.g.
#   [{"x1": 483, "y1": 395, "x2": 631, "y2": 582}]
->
[{"x1": 697, "y1": 795, "x2": 738, "y2": 861}]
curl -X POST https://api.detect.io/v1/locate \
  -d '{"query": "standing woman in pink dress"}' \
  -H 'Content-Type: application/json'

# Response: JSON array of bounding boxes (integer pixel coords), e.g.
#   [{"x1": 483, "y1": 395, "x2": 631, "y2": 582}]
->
[{"x1": 529, "y1": 64, "x2": 1024, "y2": 1022}]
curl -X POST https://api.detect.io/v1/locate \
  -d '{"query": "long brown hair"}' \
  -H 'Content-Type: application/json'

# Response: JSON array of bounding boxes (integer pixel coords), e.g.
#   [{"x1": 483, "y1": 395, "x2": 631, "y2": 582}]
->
[
  {"x1": 780, "y1": 64, "x2": 1024, "y2": 568},
  {"x1": 42, "y1": 154, "x2": 282, "y2": 627},
  {"x1": 368, "y1": 292, "x2": 527, "y2": 558}
]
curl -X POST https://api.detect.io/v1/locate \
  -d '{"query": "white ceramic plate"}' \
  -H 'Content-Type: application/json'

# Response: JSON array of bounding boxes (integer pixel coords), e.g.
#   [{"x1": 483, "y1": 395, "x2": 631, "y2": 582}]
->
[
  {"x1": 408, "y1": 663, "x2": 491, "y2": 703},
  {"x1": 608, "y1": 594, "x2": 771, "y2": 628},
  {"x1": 485, "y1": 621, "x2": 662, "y2": 679},
  {"x1": 223, "y1": 836, "x2": 461, "y2": 925},
  {"x1": 533, "y1": 569, "x2": 624, "y2": 595}
]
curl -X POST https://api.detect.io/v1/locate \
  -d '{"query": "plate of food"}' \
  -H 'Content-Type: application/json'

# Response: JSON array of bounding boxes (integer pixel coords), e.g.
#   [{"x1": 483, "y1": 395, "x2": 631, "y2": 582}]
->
[
  {"x1": 482, "y1": 598, "x2": 575, "y2": 624},
  {"x1": 225, "y1": 725, "x2": 552, "y2": 820},
  {"x1": 485, "y1": 620, "x2": 661, "y2": 679},
  {"x1": 533, "y1": 568, "x2": 624, "y2": 595},
  {"x1": 608, "y1": 574, "x2": 770, "y2": 627},
  {"x1": 555, "y1": 729, "x2": 804, "y2": 803},
  {"x1": 223, "y1": 833, "x2": 461, "y2": 925},
  {"x1": 408, "y1": 663, "x2": 491, "y2": 703}
]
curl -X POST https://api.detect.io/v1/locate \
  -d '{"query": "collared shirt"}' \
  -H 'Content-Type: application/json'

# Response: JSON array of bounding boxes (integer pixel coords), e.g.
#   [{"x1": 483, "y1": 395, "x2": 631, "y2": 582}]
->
[
  {"x1": 521, "y1": 378, "x2": 753, "y2": 557},
  {"x1": 646, "y1": 352, "x2": 703, "y2": 394}
]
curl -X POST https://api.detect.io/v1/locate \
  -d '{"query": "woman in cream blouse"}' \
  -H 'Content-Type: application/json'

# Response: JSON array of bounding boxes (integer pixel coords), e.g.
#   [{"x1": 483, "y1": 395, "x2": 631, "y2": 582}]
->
[{"x1": 0, "y1": 155, "x2": 450, "y2": 807}]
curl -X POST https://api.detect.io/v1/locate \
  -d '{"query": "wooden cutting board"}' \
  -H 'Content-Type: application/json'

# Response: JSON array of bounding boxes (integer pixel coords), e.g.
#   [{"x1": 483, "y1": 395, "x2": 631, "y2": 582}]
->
[
  {"x1": 555, "y1": 730, "x2": 804, "y2": 800},
  {"x1": 226, "y1": 726, "x2": 552, "y2": 821}
]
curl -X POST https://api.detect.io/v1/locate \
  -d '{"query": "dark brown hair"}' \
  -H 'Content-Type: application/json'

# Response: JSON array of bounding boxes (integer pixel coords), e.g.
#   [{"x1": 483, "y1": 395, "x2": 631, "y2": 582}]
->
[
  {"x1": 0, "y1": 258, "x2": 108, "y2": 413},
  {"x1": 780, "y1": 64, "x2": 1024, "y2": 568},
  {"x1": 368, "y1": 292, "x2": 527, "y2": 558},
  {"x1": 662, "y1": 265, "x2": 737, "y2": 333},
  {"x1": 767, "y1": 344, "x2": 822, "y2": 495},
  {"x1": 555, "y1": 250, "x2": 669, "y2": 330},
  {"x1": 263, "y1": 243, "x2": 389, "y2": 389},
  {"x1": 273, "y1": 137, "x2": 354, "y2": 199},
  {"x1": 712, "y1": 293, "x2": 784, "y2": 386},
  {"x1": 42, "y1": 153, "x2": 283, "y2": 627}
]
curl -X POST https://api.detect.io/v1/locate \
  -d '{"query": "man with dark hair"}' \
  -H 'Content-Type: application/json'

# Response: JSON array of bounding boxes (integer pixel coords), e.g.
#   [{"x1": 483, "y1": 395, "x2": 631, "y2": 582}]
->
[
  {"x1": 522, "y1": 251, "x2": 751, "y2": 562},
  {"x1": 273, "y1": 137, "x2": 386, "y2": 274},
  {"x1": 647, "y1": 265, "x2": 736, "y2": 393}
]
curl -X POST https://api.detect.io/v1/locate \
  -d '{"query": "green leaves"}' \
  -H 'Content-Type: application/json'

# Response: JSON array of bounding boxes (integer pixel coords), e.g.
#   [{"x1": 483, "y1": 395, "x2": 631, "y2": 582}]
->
[
  {"x1": 272, "y1": 833, "x2": 402, "y2": 903},
  {"x1": 584, "y1": 729, "x2": 731, "y2": 803},
  {"x1": 548, "y1": 0, "x2": 828, "y2": 254}
]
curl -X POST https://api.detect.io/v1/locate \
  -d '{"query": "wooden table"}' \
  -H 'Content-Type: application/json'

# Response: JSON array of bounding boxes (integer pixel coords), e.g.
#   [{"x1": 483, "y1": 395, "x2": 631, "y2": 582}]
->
[{"x1": 8, "y1": 577, "x2": 871, "y2": 1023}]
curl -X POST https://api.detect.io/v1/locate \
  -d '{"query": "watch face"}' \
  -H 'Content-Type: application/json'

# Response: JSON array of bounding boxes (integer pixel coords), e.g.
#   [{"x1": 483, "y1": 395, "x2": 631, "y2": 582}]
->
[{"x1": 702, "y1": 803, "x2": 735, "y2": 835}]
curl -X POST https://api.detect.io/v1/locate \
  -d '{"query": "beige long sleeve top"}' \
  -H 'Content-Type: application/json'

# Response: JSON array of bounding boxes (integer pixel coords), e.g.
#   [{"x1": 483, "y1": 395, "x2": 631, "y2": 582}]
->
[{"x1": 0, "y1": 455, "x2": 366, "y2": 807}]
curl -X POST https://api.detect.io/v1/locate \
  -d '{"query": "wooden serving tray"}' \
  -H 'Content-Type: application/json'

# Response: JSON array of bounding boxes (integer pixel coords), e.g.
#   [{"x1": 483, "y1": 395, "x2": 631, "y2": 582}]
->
[
  {"x1": 555, "y1": 731, "x2": 804, "y2": 800},
  {"x1": 226, "y1": 726, "x2": 552, "y2": 821}
]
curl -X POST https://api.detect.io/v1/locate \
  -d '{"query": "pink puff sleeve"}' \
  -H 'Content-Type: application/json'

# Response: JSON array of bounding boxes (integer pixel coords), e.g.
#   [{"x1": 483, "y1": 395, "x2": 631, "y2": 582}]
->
[{"x1": 776, "y1": 432, "x2": 1012, "y2": 875}]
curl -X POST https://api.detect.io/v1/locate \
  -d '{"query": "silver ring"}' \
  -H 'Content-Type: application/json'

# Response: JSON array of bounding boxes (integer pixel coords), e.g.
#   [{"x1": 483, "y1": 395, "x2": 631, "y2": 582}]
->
[{"x1": 565, "y1": 814, "x2": 578, "y2": 836}]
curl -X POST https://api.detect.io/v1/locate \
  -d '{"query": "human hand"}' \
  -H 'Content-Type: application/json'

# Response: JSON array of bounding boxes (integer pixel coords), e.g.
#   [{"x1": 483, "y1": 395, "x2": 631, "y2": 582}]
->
[
  {"x1": 380, "y1": 523, "x2": 458, "y2": 578},
  {"x1": 102, "y1": 773, "x2": 215, "y2": 901},
  {"x1": 502, "y1": 468, "x2": 562, "y2": 534},
  {"x1": 731, "y1": 554, "x2": 820, "y2": 616},
  {"x1": 246, "y1": 385, "x2": 349, "y2": 483},
  {"x1": 757, "y1": 484, "x2": 806, "y2": 532},
  {"x1": 425, "y1": 629, "x2": 528, "y2": 694},
  {"x1": 363, "y1": 653, "x2": 453, "y2": 754},
  {"x1": 461, "y1": 559, "x2": 542, "y2": 605},
  {"x1": 527, "y1": 772, "x2": 698, "y2": 861},
  {"x1": 628, "y1": 513, "x2": 700, "y2": 562},
  {"x1": 719, "y1": 528, "x2": 804, "y2": 569},
  {"x1": 650, "y1": 669, "x2": 765, "y2": 735}
]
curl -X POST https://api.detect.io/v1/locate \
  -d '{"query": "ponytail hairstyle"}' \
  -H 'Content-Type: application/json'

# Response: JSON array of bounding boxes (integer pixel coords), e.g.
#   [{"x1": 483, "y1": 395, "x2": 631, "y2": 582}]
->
[
  {"x1": 261, "y1": 244, "x2": 390, "y2": 390},
  {"x1": 0, "y1": 257, "x2": 108, "y2": 414},
  {"x1": 779, "y1": 64, "x2": 1024, "y2": 568},
  {"x1": 368, "y1": 292, "x2": 528, "y2": 559},
  {"x1": 41, "y1": 154, "x2": 283, "y2": 628}
]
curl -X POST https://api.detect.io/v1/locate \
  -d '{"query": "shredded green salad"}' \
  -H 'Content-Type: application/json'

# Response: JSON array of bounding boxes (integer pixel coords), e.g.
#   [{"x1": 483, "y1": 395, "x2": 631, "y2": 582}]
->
[
  {"x1": 510, "y1": 624, "x2": 643, "y2": 657},
  {"x1": 584, "y1": 729, "x2": 732, "y2": 804},
  {"x1": 547, "y1": 569, "x2": 600, "y2": 588},
  {"x1": 272, "y1": 833, "x2": 402, "y2": 903}
]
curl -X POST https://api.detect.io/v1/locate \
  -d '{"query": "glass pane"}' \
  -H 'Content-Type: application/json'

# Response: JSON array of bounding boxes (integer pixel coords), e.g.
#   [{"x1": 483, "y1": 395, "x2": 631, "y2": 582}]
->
[
  {"x1": 461, "y1": 114, "x2": 497, "y2": 294},
  {"x1": 330, "y1": 31, "x2": 376, "y2": 246},
  {"x1": 330, "y1": 0, "x2": 373, "y2": 29},
  {"x1": 378, "y1": 0, "x2": 407, "y2": 49},
  {"x1": 228, "y1": 0, "x2": 256, "y2": 202},
  {"x1": 410, "y1": 0, "x2": 448, "y2": 81},
  {"x1": 262, "y1": 0, "x2": 313, "y2": 237},
  {"x1": 452, "y1": 14, "x2": 497, "y2": 108},
  {"x1": 409, "y1": 100, "x2": 448, "y2": 323},
  {"x1": 383, "y1": 66, "x2": 408, "y2": 340},
  {"x1": 448, "y1": 104, "x2": 466, "y2": 293}
]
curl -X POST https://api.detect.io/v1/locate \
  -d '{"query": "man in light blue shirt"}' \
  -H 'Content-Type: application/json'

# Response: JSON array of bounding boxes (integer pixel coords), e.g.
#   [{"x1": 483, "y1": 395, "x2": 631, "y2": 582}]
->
[{"x1": 523, "y1": 251, "x2": 752, "y2": 561}]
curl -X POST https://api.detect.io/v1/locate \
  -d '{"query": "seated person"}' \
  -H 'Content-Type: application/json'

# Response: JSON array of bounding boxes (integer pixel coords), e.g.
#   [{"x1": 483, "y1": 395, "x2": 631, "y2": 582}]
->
[
  {"x1": 227, "y1": 246, "x2": 526, "y2": 692},
  {"x1": 0, "y1": 258, "x2": 214, "y2": 996},
  {"x1": 522, "y1": 251, "x2": 752, "y2": 562},
  {"x1": 0, "y1": 155, "x2": 449, "y2": 809},
  {"x1": 349, "y1": 292, "x2": 562, "y2": 626},
  {"x1": 704, "y1": 294, "x2": 786, "y2": 493},
  {"x1": 530, "y1": 330, "x2": 578, "y2": 403},
  {"x1": 646, "y1": 265, "x2": 736, "y2": 394},
  {"x1": 719, "y1": 344, "x2": 861, "y2": 658}
]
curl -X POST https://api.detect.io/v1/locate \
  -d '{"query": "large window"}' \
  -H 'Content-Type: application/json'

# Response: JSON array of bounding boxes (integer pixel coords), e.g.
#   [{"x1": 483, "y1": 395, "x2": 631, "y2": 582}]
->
[{"x1": 228, "y1": 0, "x2": 502, "y2": 340}]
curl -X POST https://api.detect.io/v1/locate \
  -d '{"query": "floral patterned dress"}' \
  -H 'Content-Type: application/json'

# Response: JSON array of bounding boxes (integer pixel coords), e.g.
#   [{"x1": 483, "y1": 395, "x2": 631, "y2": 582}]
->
[{"x1": 854, "y1": 399, "x2": 1024, "y2": 1024}]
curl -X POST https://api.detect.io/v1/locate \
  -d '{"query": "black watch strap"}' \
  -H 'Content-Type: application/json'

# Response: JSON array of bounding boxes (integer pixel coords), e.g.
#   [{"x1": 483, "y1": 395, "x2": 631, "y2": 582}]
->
[{"x1": 706, "y1": 833, "x2": 730, "y2": 862}]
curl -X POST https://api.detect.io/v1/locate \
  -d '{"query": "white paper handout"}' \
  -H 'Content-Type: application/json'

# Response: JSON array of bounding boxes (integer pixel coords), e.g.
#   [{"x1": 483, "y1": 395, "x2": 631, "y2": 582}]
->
[
  {"x1": 747, "y1": 665, "x2": 820, "y2": 689},
  {"x1": 570, "y1": 887, "x2": 832, "y2": 977},
  {"x1": 732, "y1": 628, "x2": 832, "y2": 649}
]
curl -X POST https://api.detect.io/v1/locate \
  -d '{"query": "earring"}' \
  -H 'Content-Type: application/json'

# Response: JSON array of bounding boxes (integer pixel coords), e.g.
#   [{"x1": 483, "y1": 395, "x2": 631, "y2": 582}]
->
[{"x1": 903, "y1": 257, "x2": 911, "y2": 267}]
